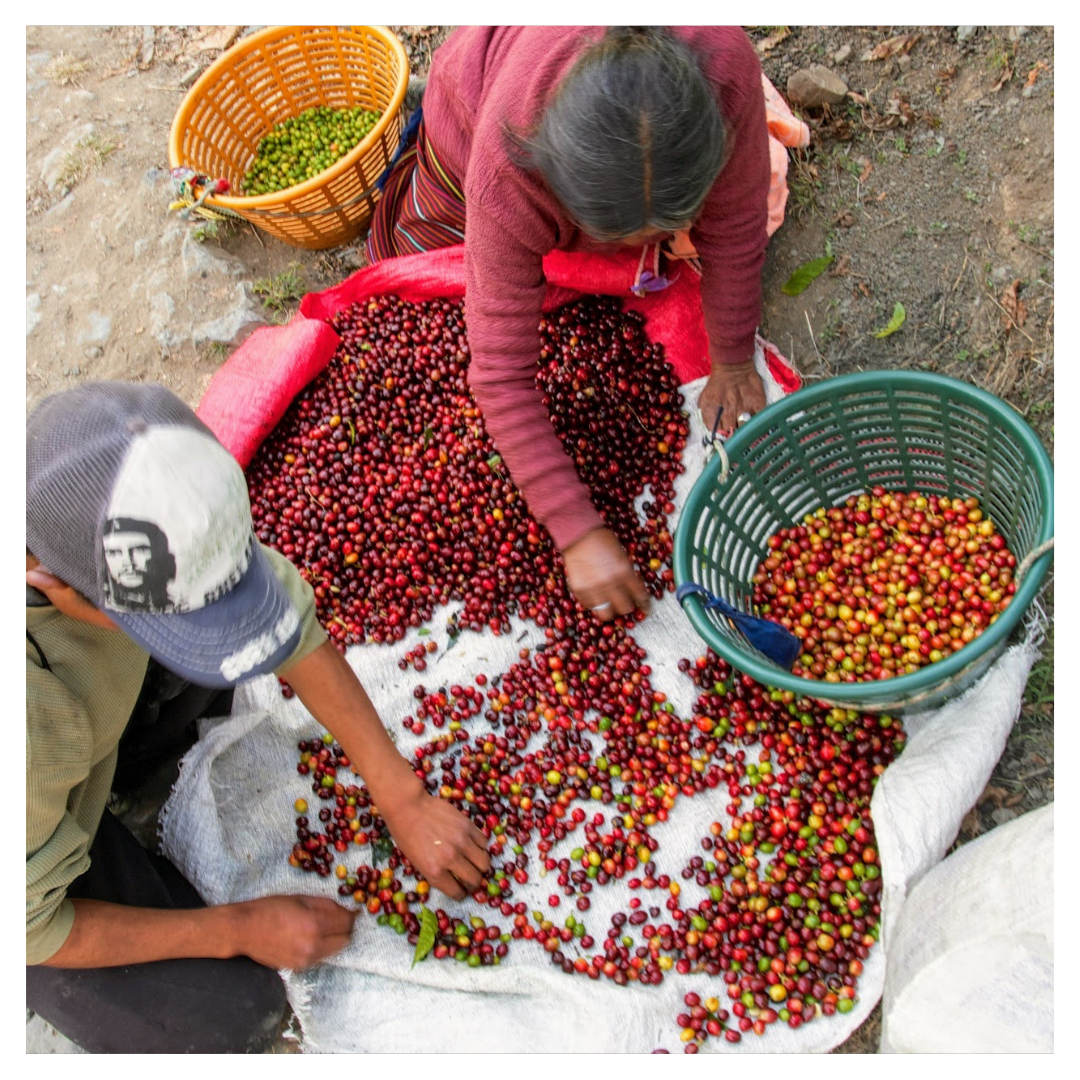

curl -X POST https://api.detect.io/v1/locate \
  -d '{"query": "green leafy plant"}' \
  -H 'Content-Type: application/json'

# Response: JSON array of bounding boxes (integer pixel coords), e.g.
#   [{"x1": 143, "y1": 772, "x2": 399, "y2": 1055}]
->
[{"x1": 253, "y1": 264, "x2": 307, "y2": 314}]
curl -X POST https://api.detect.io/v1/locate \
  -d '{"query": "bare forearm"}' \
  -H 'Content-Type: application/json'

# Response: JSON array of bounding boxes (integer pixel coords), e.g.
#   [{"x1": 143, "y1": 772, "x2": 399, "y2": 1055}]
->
[
  {"x1": 280, "y1": 640, "x2": 418, "y2": 803},
  {"x1": 40, "y1": 899, "x2": 237, "y2": 969}
]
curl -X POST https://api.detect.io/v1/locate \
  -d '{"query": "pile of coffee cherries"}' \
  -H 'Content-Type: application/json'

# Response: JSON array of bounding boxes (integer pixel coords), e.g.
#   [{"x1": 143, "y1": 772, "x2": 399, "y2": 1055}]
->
[
  {"x1": 241, "y1": 104, "x2": 382, "y2": 195},
  {"x1": 752, "y1": 489, "x2": 1018, "y2": 683},
  {"x1": 246, "y1": 294, "x2": 687, "y2": 649},
  {"x1": 253, "y1": 292, "x2": 906, "y2": 1050}
]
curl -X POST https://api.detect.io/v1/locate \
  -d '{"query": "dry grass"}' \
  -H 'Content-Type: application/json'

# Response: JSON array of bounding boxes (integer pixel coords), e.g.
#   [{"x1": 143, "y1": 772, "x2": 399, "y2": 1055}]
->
[
  {"x1": 55, "y1": 133, "x2": 119, "y2": 193},
  {"x1": 43, "y1": 51, "x2": 90, "y2": 85}
]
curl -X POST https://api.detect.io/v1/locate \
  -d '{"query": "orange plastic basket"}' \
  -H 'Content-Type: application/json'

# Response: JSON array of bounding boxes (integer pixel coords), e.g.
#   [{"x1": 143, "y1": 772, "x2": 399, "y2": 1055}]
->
[{"x1": 169, "y1": 26, "x2": 409, "y2": 250}]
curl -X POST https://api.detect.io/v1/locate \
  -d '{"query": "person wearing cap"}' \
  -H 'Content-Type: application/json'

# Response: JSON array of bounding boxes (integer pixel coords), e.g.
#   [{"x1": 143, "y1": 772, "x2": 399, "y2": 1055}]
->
[{"x1": 26, "y1": 382, "x2": 492, "y2": 1053}]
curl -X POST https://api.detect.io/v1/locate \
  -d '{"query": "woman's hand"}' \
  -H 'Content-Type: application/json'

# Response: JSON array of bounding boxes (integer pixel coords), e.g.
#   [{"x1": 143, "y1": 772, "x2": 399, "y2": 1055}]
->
[
  {"x1": 697, "y1": 360, "x2": 766, "y2": 434},
  {"x1": 376, "y1": 779, "x2": 492, "y2": 901},
  {"x1": 563, "y1": 527, "x2": 651, "y2": 622}
]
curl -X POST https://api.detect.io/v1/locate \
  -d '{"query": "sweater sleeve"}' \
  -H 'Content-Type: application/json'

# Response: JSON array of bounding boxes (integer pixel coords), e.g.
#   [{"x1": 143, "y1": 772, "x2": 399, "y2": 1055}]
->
[
  {"x1": 691, "y1": 34, "x2": 771, "y2": 366},
  {"x1": 26, "y1": 668, "x2": 100, "y2": 965},
  {"x1": 464, "y1": 170, "x2": 605, "y2": 552}
]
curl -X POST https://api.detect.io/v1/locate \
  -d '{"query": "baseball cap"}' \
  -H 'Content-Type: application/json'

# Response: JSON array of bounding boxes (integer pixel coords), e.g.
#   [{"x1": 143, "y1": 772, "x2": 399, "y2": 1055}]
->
[{"x1": 26, "y1": 382, "x2": 303, "y2": 688}]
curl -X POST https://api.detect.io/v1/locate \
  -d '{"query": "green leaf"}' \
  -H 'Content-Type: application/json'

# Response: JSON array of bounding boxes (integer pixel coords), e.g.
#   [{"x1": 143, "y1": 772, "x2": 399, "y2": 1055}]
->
[
  {"x1": 412, "y1": 905, "x2": 438, "y2": 967},
  {"x1": 371, "y1": 835, "x2": 394, "y2": 867},
  {"x1": 781, "y1": 255, "x2": 834, "y2": 296},
  {"x1": 418, "y1": 627, "x2": 431, "y2": 636},
  {"x1": 873, "y1": 302, "x2": 906, "y2": 338}
]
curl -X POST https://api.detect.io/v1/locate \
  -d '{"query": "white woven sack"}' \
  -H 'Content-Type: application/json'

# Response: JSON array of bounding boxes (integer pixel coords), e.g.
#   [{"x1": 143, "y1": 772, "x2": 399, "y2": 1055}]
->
[
  {"x1": 880, "y1": 802, "x2": 1054, "y2": 1054},
  {"x1": 160, "y1": 349, "x2": 1042, "y2": 1053}
]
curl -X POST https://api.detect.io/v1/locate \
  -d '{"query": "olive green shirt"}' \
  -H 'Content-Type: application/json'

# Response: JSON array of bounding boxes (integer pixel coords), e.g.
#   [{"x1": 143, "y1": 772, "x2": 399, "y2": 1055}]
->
[{"x1": 25, "y1": 547, "x2": 327, "y2": 965}]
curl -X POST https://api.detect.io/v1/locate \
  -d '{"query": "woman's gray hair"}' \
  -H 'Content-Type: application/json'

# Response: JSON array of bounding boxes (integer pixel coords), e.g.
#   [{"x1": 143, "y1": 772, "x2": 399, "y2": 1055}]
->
[{"x1": 510, "y1": 27, "x2": 727, "y2": 240}]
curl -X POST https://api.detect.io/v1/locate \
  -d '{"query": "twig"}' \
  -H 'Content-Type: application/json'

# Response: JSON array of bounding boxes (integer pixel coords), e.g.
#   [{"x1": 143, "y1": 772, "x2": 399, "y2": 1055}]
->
[
  {"x1": 804, "y1": 310, "x2": 824, "y2": 366},
  {"x1": 248, "y1": 221, "x2": 265, "y2": 248},
  {"x1": 870, "y1": 212, "x2": 908, "y2": 233}
]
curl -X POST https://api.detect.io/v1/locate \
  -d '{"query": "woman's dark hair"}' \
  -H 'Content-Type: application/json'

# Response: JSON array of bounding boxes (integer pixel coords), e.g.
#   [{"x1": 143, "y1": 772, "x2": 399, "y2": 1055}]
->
[{"x1": 510, "y1": 27, "x2": 727, "y2": 240}]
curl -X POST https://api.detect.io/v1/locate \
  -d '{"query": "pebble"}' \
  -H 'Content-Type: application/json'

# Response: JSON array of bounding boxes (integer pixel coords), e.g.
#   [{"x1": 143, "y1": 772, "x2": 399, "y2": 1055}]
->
[
  {"x1": 26, "y1": 294, "x2": 43, "y2": 338},
  {"x1": 896, "y1": 54, "x2": 912, "y2": 74},
  {"x1": 956, "y1": 26, "x2": 978, "y2": 43},
  {"x1": 833, "y1": 44, "x2": 852, "y2": 65},
  {"x1": 1008, "y1": 27, "x2": 1029, "y2": 42},
  {"x1": 191, "y1": 282, "x2": 268, "y2": 346},
  {"x1": 786, "y1": 65, "x2": 849, "y2": 108},
  {"x1": 83, "y1": 346, "x2": 103, "y2": 360},
  {"x1": 991, "y1": 806, "x2": 1018, "y2": 826},
  {"x1": 79, "y1": 311, "x2": 113, "y2": 347}
]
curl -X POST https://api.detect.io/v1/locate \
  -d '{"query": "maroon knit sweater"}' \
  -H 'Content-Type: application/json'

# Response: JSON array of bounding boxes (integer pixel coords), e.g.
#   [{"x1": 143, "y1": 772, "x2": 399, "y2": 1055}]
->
[{"x1": 423, "y1": 26, "x2": 770, "y2": 551}]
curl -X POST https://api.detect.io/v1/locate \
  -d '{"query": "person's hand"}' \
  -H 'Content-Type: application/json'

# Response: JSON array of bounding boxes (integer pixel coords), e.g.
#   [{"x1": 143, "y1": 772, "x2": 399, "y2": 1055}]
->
[
  {"x1": 562, "y1": 527, "x2": 651, "y2": 622},
  {"x1": 229, "y1": 895, "x2": 357, "y2": 970},
  {"x1": 697, "y1": 360, "x2": 767, "y2": 434},
  {"x1": 377, "y1": 780, "x2": 491, "y2": 901},
  {"x1": 26, "y1": 559, "x2": 117, "y2": 631}
]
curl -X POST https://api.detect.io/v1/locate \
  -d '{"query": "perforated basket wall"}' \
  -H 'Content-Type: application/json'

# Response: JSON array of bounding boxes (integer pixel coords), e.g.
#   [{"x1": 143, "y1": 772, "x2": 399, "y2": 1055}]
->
[
  {"x1": 673, "y1": 372, "x2": 1054, "y2": 713},
  {"x1": 169, "y1": 26, "x2": 408, "y2": 250}
]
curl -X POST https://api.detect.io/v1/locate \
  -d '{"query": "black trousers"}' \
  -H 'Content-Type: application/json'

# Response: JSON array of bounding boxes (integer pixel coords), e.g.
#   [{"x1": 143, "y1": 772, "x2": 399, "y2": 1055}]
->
[{"x1": 26, "y1": 668, "x2": 289, "y2": 1053}]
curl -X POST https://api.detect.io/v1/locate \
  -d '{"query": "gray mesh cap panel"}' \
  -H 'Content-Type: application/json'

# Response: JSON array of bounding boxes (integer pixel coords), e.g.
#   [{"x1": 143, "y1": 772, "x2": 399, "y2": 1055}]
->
[{"x1": 26, "y1": 382, "x2": 210, "y2": 606}]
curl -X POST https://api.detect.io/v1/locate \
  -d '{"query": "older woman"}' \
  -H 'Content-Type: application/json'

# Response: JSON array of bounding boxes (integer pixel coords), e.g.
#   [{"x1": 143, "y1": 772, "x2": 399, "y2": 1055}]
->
[{"x1": 367, "y1": 26, "x2": 802, "y2": 621}]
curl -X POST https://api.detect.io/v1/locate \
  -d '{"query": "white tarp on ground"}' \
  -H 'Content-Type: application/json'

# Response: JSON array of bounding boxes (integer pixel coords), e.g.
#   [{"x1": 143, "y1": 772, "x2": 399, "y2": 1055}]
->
[{"x1": 160, "y1": 361, "x2": 1043, "y2": 1053}]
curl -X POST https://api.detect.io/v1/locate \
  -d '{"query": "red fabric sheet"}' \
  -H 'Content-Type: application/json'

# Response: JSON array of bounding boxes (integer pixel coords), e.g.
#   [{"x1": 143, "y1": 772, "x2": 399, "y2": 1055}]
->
[{"x1": 197, "y1": 245, "x2": 798, "y2": 467}]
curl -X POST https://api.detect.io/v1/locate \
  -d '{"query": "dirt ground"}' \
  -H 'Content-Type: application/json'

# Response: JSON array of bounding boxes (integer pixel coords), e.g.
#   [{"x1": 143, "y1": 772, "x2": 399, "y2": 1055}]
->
[{"x1": 25, "y1": 25, "x2": 1054, "y2": 1054}]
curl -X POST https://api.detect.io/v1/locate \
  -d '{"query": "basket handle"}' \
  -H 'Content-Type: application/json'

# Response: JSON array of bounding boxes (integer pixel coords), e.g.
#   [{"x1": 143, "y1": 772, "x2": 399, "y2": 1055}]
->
[
  {"x1": 699, "y1": 406, "x2": 731, "y2": 484},
  {"x1": 1015, "y1": 538, "x2": 1054, "y2": 586}
]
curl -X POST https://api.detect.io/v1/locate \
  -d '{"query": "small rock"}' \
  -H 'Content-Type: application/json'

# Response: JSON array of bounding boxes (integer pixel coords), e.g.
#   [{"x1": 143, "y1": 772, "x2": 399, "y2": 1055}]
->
[
  {"x1": 956, "y1": 26, "x2": 978, "y2": 43},
  {"x1": 1007, "y1": 27, "x2": 1029, "y2": 42},
  {"x1": 179, "y1": 64, "x2": 203, "y2": 90},
  {"x1": 26, "y1": 294, "x2": 43, "y2": 338},
  {"x1": 79, "y1": 312, "x2": 113, "y2": 347},
  {"x1": 833, "y1": 44, "x2": 852, "y2": 65},
  {"x1": 786, "y1": 65, "x2": 849, "y2": 109},
  {"x1": 63, "y1": 367, "x2": 82, "y2": 378},
  {"x1": 1006, "y1": 97, "x2": 1020, "y2": 110},
  {"x1": 133, "y1": 238, "x2": 150, "y2": 258},
  {"x1": 192, "y1": 282, "x2": 268, "y2": 347},
  {"x1": 144, "y1": 167, "x2": 170, "y2": 187},
  {"x1": 991, "y1": 806, "x2": 1019, "y2": 827},
  {"x1": 84, "y1": 346, "x2": 103, "y2": 360},
  {"x1": 1022, "y1": 85, "x2": 1035, "y2": 99},
  {"x1": 338, "y1": 247, "x2": 364, "y2": 273},
  {"x1": 45, "y1": 192, "x2": 76, "y2": 218},
  {"x1": 181, "y1": 229, "x2": 245, "y2": 278},
  {"x1": 896, "y1": 54, "x2": 912, "y2": 74}
]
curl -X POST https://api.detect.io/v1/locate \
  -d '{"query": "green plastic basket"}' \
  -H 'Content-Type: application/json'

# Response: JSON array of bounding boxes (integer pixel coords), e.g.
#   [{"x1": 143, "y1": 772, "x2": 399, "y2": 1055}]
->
[{"x1": 673, "y1": 371, "x2": 1053, "y2": 713}]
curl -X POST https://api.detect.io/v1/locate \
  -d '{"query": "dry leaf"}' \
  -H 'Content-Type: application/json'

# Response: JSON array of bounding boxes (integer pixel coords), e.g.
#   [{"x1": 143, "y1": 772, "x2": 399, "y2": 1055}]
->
[
  {"x1": 1025, "y1": 61, "x2": 1049, "y2": 88},
  {"x1": 990, "y1": 65, "x2": 1014, "y2": 93},
  {"x1": 848, "y1": 91, "x2": 869, "y2": 106},
  {"x1": 936, "y1": 65, "x2": 957, "y2": 83},
  {"x1": 857, "y1": 281, "x2": 872, "y2": 299},
  {"x1": 856, "y1": 157, "x2": 873, "y2": 184},
  {"x1": 875, "y1": 190, "x2": 889, "y2": 201},
  {"x1": 833, "y1": 209, "x2": 856, "y2": 228},
  {"x1": 1005, "y1": 790, "x2": 1027, "y2": 808},
  {"x1": 862, "y1": 33, "x2": 921, "y2": 62},
  {"x1": 1001, "y1": 279, "x2": 1028, "y2": 330},
  {"x1": 190, "y1": 26, "x2": 242, "y2": 54},
  {"x1": 884, "y1": 91, "x2": 915, "y2": 125},
  {"x1": 755, "y1": 27, "x2": 791, "y2": 56},
  {"x1": 979, "y1": 784, "x2": 1014, "y2": 808},
  {"x1": 959, "y1": 806, "x2": 983, "y2": 840},
  {"x1": 829, "y1": 254, "x2": 852, "y2": 277}
]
